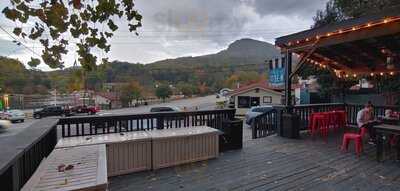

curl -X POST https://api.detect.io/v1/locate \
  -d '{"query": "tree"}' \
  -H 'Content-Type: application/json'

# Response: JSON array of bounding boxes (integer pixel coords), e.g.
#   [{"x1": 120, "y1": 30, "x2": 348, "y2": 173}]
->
[
  {"x1": 119, "y1": 81, "x2": 143, "y2": 107},
  {"x1": 313, "y1": 0, "x2": 399, "y2": 28},
  {"x1": 155, "y1": 84, "x2": 172, "y2": 101},
  {"x1": 176, "y1": 82, "x2": 198, "y2": 97},
  {"x1": 3, "y1": 0, "x2": 142, "y2": 70},
  {"x1": 224, "y1": 71, "x2": 263, "y2": 89}
]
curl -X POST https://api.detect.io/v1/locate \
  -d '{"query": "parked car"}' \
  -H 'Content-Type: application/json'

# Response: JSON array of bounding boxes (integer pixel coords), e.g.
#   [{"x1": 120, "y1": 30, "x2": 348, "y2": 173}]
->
[
  {"x1": 1, "y1": 110, "x2": 26, "y2": 123},
  {"x1": 0, "y1": 120, "x2": 11, "y2": 132},
  {"x1": 150, "y1": 106, "x2": 181, "y2": 112},
  {"x1": 33, "y1": 106, "x2": 71, "y2": 119},
  {"x1": 245, "y1": 106, "x2": 274, "y2": 126},
  {"x1": 71, "y1": 105, "x2": 99, "y2": 115}
]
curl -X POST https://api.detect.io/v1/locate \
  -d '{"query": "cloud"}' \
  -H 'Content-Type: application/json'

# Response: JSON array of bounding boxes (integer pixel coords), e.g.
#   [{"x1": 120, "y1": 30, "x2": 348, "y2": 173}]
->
[
  {"x1": 0, "y1": 38, "x2": 25, "y2": 57},
  {"x1": 250, "y1": 0, "x2": 327, "y2": 18},
  {"x1": 0, "y1": 0, "x2": 329, "y2": 70}
]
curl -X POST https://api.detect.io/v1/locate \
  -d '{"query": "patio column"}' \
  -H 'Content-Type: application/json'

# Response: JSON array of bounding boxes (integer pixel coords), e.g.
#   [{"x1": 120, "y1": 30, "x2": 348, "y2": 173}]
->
[{"x1": 284, "y1": 51, "x2": 292, "y2": 108}]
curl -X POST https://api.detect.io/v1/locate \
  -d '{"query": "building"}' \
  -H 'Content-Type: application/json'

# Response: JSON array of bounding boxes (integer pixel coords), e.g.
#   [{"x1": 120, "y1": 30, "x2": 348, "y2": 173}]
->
[
  {"x1": 227, "y1": 83, "x2": 284, "y2": 115},
  {"x1": 94, "y1": 92, "x2": 121, "y2": 109}
]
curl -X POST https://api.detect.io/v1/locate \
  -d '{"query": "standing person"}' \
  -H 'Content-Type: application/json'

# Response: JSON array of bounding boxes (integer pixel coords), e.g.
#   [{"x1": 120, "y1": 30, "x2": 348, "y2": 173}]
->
[{"x1": 356, "y1": 102, "x2": 378, "y2": 144}]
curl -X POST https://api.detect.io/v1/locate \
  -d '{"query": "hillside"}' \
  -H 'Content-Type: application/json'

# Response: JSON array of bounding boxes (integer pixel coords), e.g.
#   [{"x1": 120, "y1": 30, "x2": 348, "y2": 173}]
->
[{"x1": 1, "y1": 38, "x2": 281, "y2": 94}]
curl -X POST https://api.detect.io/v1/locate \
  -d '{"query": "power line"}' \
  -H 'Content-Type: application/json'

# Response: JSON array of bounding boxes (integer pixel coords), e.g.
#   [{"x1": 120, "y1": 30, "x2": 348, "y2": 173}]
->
[{"x1": 0, "y1": 25, "x2": 42, "y2": 57}]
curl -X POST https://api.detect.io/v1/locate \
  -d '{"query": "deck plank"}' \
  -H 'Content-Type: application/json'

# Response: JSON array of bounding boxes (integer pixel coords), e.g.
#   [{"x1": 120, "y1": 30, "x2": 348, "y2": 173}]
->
[{"x1": 109, "y1": 128, "x2": 400, "y2": 191}]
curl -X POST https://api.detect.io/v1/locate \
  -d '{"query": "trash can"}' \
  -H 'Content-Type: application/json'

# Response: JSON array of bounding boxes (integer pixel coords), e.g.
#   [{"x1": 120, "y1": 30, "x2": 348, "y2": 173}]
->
[
  {"x1": 281, "y1": 113, "x2": 300, "y2": 139},
  {"x1": 220, "y1": 118, "x2": 243, "y2": 152}
]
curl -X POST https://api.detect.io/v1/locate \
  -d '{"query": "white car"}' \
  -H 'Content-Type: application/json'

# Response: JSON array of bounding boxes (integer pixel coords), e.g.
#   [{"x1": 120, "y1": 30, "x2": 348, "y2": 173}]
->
[
  {"x1": 2, "y1": 110, "x2": 26, "y2": 123},
  {"x1": 245, "y1": 106, "x2": 274, "y2": 126},
  {"x1": 0, "y1": 120, "x2": 11, "y2": 132}
]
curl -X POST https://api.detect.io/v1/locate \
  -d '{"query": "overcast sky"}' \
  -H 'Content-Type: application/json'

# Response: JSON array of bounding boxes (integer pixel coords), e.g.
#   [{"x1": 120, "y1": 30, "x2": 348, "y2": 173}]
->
[{"x1": 0, "y1": 0, "x2": 327, "y2": 71}]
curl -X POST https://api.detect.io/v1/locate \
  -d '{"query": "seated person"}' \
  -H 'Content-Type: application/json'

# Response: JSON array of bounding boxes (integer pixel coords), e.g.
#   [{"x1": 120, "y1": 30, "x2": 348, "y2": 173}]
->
[{"x1": 357, "y1": 102, "x2": 380, "y2": 143}]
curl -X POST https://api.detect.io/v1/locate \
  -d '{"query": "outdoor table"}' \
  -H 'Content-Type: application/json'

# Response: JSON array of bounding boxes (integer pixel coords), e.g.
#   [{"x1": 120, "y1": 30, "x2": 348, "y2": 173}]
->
[
  {"x1": 374, "y1": 124, "x2": 400, "y2": 162},
  {"x1": 56, "y1": 131, "x2": 152, "y2": 177},
  {"x1": 379, "y1": 116, "x2": 399, "y2": 125},
  {"x1": 147, "y1": 126, "x2": 220, "y2": 169},
  {"x1": 22, "y1": 144, "x2": 107, "y2": 191}
]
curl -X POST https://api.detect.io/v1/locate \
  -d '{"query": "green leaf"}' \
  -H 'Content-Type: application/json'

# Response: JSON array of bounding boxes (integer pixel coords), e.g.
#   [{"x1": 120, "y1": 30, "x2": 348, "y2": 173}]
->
[
  {"x1": 13, "y1": 27, "x2": 22, "y2": 36},
  {"x1": 27, "y1": 57, "x2": 40, "y2": 67},
  {"x1": 107, "y1": 19, "x2": 118, "y2": 31}
]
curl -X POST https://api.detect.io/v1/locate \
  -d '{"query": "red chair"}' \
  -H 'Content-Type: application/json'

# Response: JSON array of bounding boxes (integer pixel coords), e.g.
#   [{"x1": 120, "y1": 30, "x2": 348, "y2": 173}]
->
[
  {"x1": 310, "y1": 113, "x2": 329, "y2": 141},
  {"x1": 341, "y1": 127, "x2": 367, "y2": 157}
]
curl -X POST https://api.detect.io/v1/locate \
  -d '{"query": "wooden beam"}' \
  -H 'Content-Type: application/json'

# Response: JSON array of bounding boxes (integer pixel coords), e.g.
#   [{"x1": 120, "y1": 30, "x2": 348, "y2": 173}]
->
[
  {"x1": 311, "y1": 53, "x2": 353, "y2": 71},
  {"x1": 287, "y1": 21, "x2": 400, "y2": 52}
]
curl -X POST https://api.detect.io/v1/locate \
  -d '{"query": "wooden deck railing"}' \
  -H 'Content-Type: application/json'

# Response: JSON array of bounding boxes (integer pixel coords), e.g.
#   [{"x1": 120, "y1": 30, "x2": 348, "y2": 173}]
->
[
  {"x1": 0, "y1": 118, "x2": 58, "y2": 191},
  {"x1": 57, "y1": 109, "x2": 236, "y2": 138},
  {"x1": 251, "y1": 103, "x2": 400, "y2": 139}
]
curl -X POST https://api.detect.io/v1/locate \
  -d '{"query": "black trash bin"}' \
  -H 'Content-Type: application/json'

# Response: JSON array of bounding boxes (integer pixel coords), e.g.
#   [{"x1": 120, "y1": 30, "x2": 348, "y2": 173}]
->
[
  {"x1": 281, "y1": 113, "x2": 300, "y2": 139},
  {"x1": 219, "y1": 118, "x2": 243, "y2": 152}
]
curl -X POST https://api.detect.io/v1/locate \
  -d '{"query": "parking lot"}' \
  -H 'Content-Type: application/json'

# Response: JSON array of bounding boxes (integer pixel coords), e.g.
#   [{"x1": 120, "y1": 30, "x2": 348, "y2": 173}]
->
[{"x1": 0, "y1": 95, "x2": 226, "y2": 138}]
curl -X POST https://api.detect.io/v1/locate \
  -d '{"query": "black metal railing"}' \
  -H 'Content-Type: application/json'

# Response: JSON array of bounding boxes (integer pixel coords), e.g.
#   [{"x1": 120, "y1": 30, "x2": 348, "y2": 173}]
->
[
  {"x1": 251, "y1": 103, "x2": 400, "y2": 139},
  {"x1": 0, "y1": 118, "x2": 58, "y2": 191},
  {"x1": 58, "y1": 109, "x2": 236, "y2": 137},
  {"x1": 251, "y1": 109, "x2": 279, "y2": 139}
]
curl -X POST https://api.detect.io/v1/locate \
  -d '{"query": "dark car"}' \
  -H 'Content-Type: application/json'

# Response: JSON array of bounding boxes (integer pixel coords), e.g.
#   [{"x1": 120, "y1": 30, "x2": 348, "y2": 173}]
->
[
  {"x1": 33, "y1": 106, "x2": 71, "y2": 119},
  {"x1": 71, "y1": 105, "x2": 99, "y2": 115},
  {"x1": 150, "y1": 106, "x2": 181, "y2": 112}
]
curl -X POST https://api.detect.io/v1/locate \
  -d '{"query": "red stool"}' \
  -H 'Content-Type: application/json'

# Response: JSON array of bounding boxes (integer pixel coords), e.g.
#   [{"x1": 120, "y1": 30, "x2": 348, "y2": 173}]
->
[{"x1": 341, "y1": 127, "x2": 367, "y2": 157}]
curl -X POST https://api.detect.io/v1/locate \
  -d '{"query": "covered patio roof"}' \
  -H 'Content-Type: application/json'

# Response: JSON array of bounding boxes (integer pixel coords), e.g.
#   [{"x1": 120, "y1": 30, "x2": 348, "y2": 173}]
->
[{"x1": 275, "y1": 6, "x2": 400, "y2": 76}]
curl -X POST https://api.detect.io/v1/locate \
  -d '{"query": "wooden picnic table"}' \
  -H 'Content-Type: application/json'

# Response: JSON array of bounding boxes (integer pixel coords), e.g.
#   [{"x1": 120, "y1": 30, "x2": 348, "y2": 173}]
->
[
  {"x1": 374, "y1": 124, "x2": 400, "y2": 162},
  {"x1": 21, "y1": 144, "x2": 107, "y2": 191}
]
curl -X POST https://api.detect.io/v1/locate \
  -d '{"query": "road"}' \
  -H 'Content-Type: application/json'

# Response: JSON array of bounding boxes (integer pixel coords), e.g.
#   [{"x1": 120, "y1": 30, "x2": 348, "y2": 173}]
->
[
  {"x1": 0, "y1": 95, "x2": 226, "y2": 138},
  {"x1": 98, "y1": 95, "x2": 224, "y2": 115}
]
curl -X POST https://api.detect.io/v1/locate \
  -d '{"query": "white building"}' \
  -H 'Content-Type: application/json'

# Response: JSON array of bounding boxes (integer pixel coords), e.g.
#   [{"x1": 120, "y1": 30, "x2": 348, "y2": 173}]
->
[{"x1": 227, "y1": 83, "x2": 284, "y2": 115}]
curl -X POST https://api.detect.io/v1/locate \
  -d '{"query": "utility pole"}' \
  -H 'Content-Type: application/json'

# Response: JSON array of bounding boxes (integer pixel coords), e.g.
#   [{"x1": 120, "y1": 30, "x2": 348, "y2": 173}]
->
[{"x1": 54, "y1": 88, "x2": 57, "y2": 106}]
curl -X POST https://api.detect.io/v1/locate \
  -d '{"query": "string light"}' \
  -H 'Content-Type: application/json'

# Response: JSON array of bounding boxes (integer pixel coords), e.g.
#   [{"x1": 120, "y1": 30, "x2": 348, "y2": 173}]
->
[
  {"x1": 380, "y1": 72, "x2": 384, "y2": 76},
  {"x1": 353, "y1": 74, "x2": 357, "y2": 78},
  {"x1": 390, "y1": 72, "x2": 394, "y2": 75},
  {"x1": 285, "y1": 17, "x2": 400, "y2": 47},
  {"x1": 370, "y1": 73, "x2": 374, "y2": 77}
]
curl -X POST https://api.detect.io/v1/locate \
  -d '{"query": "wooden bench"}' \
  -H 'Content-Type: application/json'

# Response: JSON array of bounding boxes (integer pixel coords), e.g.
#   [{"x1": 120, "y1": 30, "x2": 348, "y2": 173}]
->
[
  {"x1": 56, "y1": 131, "x2": 152, "y2": 177},
  {"x1": 22, "y1": 144, "x2": 107, "y2": 191},
  {"x1": 148, "y1": 126, "x2": 220, "y2": 169}
]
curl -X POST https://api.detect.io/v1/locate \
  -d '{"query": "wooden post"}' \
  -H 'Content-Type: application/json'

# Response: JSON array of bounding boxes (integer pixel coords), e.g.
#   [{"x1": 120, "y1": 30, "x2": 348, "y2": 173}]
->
[{"x1": 284, "y1": 51, "x2": 293, "y2": 109}]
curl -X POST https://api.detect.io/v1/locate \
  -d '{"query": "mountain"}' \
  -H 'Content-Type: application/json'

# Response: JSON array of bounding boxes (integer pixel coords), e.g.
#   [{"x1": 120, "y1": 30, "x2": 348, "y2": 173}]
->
[
  {"x1": 1, "y1": 38, "x2": 281, "y2": 94},
  {"x1": 147, "y1": 38, "x2": 280, "y2": 69}
]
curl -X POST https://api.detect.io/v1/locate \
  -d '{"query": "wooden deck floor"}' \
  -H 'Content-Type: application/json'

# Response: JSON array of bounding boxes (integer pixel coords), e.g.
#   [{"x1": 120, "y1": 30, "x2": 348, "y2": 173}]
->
[{"x1": 109, "y1": 129, "x2": 400, "y2": 191}]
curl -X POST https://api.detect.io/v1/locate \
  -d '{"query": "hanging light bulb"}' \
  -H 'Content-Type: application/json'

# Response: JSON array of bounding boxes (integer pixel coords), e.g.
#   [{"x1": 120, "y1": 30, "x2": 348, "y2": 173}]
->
[
  {"x1": 370, "y1": 73, "x2": 374, "y2": 77},
  {"x1": 387, "y1": 56, "x2": 395, "y2": 70},
  {"x1": 390, "y1": 72, "x2": 395, "y2": 76},
  {"x1": 380, "y1": 72, "x2": 384, "y2": 76}
]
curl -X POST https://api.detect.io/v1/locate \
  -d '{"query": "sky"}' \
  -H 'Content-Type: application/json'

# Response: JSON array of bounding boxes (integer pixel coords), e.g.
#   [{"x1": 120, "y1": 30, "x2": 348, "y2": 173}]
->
[{"x1": 0, "y1": 0, "x2": 328, "y2": 71}]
